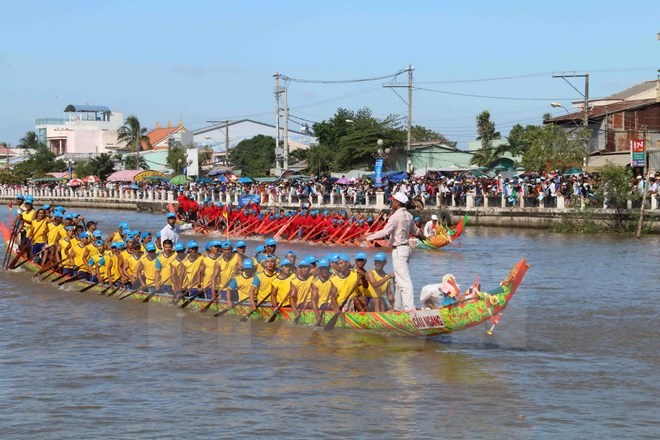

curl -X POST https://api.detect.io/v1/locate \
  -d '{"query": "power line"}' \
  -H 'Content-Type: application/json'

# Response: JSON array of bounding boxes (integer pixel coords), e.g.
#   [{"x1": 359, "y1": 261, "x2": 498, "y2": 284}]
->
[
  {"x1": 281, "y1": 69, "x2": 407, "y2": 84},
  {"x1": 416, "y1": 87, "x2": 585, "y2": 101}
]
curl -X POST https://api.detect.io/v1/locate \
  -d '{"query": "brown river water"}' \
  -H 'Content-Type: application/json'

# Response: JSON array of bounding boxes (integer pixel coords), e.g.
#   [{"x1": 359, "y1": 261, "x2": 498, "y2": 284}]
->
[{"x1": 1, "y1": 207, "x2": 658, "y2": 439}]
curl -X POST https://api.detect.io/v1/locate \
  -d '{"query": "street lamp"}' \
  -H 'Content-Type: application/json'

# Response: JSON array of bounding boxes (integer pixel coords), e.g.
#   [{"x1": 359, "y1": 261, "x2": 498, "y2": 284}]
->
[
  {"x1": 551, "y1": 102, "x2": 581, "y2": 129},
  {"x1": 66, "y1": 159, "x2": 74, "y2": 179}
]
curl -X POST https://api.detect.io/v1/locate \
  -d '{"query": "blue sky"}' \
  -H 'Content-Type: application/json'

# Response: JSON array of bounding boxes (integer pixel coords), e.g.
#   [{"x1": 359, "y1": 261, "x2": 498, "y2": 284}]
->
[{"x1": 1, "y1": 0, "x2": 658, "y2": 148}]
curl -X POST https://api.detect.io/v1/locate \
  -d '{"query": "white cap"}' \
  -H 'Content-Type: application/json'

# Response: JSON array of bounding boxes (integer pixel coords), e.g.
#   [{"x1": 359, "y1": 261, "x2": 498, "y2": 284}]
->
[
  {"x1": 392, "y1": 192, "x2": 408, "y2": 204},
  {"x1": 431, "y1": 214, "x2": 438, "y2": 220}
]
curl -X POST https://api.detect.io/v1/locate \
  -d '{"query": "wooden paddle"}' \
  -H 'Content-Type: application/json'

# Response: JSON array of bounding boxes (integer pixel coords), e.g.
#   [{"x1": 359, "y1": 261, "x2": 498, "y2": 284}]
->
[
  {"x1": 142, "y1": 276, "x2": 172, "y2": 303},
  {"x1": 267, "y1": 289, "x2": 294, "y2": 323},
  {"x1": 79, "y1": 281, "x2": 101, "y2": 293},
  {"x1": 12, "y1": 246, "x2": 48, "y2": 270},
  {"x1": 58, "y1": 273, "x2": 88, "y2": 286},
  {"x1": 179, "y1": 290, "x2": 203, "y2": 309},
  {"x1": 50, "y1": 272, "x2": 70, "y2": 284},
  {"x1": 35, "y1": 259, "x2": 61, "y2": 276},
  {"x1": 293, "y1": 287, "x2": 313, "y2": 325},
  {"x1": 323, "y1": 282, "x2": 361, "y2": 331},
  {"x1": 239, "y1": 293, "x2": 271, "y2": 321},
  {"x1": 3, "y1": 222, "x2": 20, "y2": 269},
  {"x1": 213, "y1": 297, "x2": 245, "y2": 317},
  {"x1": 201, "y1": 269, "x2": 237, "y2": 312}
]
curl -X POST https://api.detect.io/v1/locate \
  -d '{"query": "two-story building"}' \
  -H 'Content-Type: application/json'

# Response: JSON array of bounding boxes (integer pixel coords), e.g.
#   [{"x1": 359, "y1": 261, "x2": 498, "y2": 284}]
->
[{"x1": 35, "y1": 105, "x2": 126, "y2": 158}]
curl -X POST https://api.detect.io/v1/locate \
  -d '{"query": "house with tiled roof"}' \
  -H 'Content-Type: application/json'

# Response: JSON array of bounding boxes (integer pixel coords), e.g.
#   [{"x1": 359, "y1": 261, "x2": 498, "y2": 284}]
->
[
  {"x1": 145, "y1": 120, "x2": 192, "y2": 150},
  {"x1": 545, "y1": 80, "x2": 660, "y2": 170}
]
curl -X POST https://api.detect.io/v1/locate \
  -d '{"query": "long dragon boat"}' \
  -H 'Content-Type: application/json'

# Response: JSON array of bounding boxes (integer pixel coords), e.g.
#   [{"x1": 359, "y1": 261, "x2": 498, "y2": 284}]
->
[{"x1": 2, "y1": 225, "x2": 527, "y2": 337}]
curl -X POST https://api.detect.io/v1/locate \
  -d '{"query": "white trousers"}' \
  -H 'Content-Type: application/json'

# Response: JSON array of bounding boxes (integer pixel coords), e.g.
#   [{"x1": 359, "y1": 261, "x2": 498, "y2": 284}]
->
[{"x1": 392, "y1": 246, "x2": 414, "y2": 310}]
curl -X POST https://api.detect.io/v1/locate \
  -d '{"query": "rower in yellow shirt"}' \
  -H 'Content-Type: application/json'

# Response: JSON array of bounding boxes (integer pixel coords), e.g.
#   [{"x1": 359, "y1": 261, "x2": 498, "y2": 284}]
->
[
  {"x1": 311, "y1": 258, "x2": 337, "y2": 322},
  {"x1": 45, "y1": 212, "x2": 65, "y2": 266},
  {"x1": 56, "y1": 226, "x2": 76, "y2": 276},
  {"x1": 270, "y1": 259, "x2": 296, "y2": 309},
  {"x1": 123, "y1": 242, "x2": 143, "y2": 288},
  {"x1": 29, "y1": 208, "x2": 50, "y2": 262},
  {"x1": 290, "y1": 258, "x2": 314, "y2": 316},
  {"x1": 69, "y1": 232, "x2": 92, "y2": 278},
  {"x1": 254, "y1": 255, "x2": 278, "y2": 303},
  {"x1": 200, "y1": 240, "x2": 221, "y2": 300},
  {"x1": 329, "y1": 254, "x2": 360, "y2": 312},
  {"x1": 181, "y1": 240, "x2": 204, "y2": 299},
  {"x1": 365, "y1": 252, "x2": 394, "y2": 312},
  {"x1": 217, "y1": 241, "x2": 239, "y2": 288},
  {"x1": 135, "y1": 242, "x2": 162, "y2": 292},
  {"x1": 226, "y1": 258, "x2": 260, "y2": 308},
  {"x1": 157, "y1": 239, "x2": 178, "y2": 294}
]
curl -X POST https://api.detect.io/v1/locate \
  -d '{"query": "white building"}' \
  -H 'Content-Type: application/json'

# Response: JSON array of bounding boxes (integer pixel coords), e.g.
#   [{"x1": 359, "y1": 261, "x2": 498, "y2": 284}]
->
[{"x1": 36, "y1": 105, "x2": 125, "y2": 158}]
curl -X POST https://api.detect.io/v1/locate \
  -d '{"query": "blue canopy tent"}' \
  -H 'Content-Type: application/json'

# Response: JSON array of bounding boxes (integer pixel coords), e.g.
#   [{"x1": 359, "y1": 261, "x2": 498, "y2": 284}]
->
[
  {"x1": 237, "y1": 177, "x2": 254, "y2": 184},
  {"x1": 213, "y1": 175, "x2": 228, "y2": 183},
  {"x1": 364, "y1": 170, "x2": 408, "y2": 183}
]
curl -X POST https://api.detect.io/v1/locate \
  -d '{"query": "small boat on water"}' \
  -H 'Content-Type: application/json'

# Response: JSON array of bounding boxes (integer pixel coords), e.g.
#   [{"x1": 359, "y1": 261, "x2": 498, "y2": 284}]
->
[{"x1": 2, "y1": 223, "x2": 527, "y2": 337}]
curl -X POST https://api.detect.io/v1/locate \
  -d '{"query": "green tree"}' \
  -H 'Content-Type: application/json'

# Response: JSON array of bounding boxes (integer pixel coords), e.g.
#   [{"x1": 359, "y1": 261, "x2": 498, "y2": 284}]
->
[
  {"x1": 117, "y1": 115, "x2": 150, "y2": 152},
  {"x1": 124, "y1": 154, "x2": 149, "y2": 170},
  {"x1": 598, "y1": 163, "x2": 632, "y2": 211},
  {"x1": 17, "y1": 131, "x2": 43, "y2": 149},
  {"x1": 229, "y1": 135, "x2": 275, "y2": 176},
  {"x1": 520, "y1": 124, "x2": 587, "y2": 172},
  {"x1": 410, "y1": 125, "x2": 455, "y2": 146},
  {"x1": 471, "y1": 110, "x2": 504, "y2": 167},
  {"x1": 167, "y1": 143, "x2": 187, "y2": 174},
  {"x1": 309, "y1": 107, "x2": 406, "y2": 172},
  {"x1": 12, "y1": 144, "x2": 66, "y2": 180},
  {"x1": 88, "y1": 153, "x2": 116, "y2": 180}
]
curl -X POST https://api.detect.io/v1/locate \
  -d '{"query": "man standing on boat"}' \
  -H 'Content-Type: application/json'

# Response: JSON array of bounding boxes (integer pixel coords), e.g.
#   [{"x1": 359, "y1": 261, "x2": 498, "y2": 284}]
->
[
  {"x1": 160, "y1": 212, "x2": 180, "y2": 244},
  {"x1": 365, "y1": 192, "x2": 425, "y2": 311}
]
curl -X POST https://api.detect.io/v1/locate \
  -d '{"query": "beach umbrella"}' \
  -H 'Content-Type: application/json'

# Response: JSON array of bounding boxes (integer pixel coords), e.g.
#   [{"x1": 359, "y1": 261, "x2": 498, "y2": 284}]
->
[
  {"x1": 83, "y1": 175, "x2": 101, "y2": 183},
  {"x1": 563, "y1": 167, "x2": 584, "y2": 176},
  {"x1": 213, "y1": 175, "x2": 228, "y2": 183},
  {"x1": 237, "y1": 177, "x2": 253, "y2": 184},
  {"x1": 68, "y1": 178, "x2": 84, "y2": 186},
  {"x1": 169, "y1": 174, "x2": 192, "y2": 185}
]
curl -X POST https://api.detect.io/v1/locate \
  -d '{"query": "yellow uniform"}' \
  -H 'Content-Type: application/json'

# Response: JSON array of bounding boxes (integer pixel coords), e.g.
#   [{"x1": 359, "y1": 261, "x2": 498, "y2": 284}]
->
[
  {"x1": 124, "y1": 255, "x2": 141, "y2": 279},
  {"x1": 353, "y1": 268, "x2": 370, "y2": 297},
  {"x1": 109, "y1": 253, "x2": 123, "y2": 281},
  {"x1": 271, "y1": 274, "x2": 294, "y2": 307},
  {"x1": 255, "y1": 270, "x2": 278, "y2": 302},
  {"x1": 201, "y1": 255, "x2": 219, "y2": 289},
  {"x1": 227, "y1": 274, "x2": 260, "y2": 302},
  {"x1": 218, "y1": 254, "x2": 239, "y2": 285},
  {"x1": 70, "y1": 243, "x2": 89, "y2": 270},
  {"x1": 291, "y1": 275, "x2": 314, "y2": 307},
  {"x1": 139, "y1": 255, "x2": 162, "y2": 287},
  {"x1": 331, "y1": 271, "x2": 359, "y2": 305},
  {"x1": 20, "y1": 209, "x2": 36, "y2": 237},
  {"x1": 367, "y1": 270, "x2": 391, "y2": 299},
  {"x1": 30, "y1": 218, "x2": 49, "y2": 245},
  {"x1": 47, "y1": 223, "x2": 65, "y2": 246},
  {"x1": 158, "y1": 252, "x2": 177, "y2": 285},
  {"x1": 182, "y1": 255, "x2": 204, "y2": 287},
  {"x1": 58, "y1": 238, "x2": 73, "y2": 269},
  {"x1": 313, "y1": 277, "x2": 334, "y2": 308}
]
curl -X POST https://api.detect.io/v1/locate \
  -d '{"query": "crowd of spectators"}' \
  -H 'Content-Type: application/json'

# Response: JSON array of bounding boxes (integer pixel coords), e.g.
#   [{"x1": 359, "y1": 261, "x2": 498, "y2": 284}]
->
[{"x1": 2, "y1": 169, "x2": 658, "y2": 210}]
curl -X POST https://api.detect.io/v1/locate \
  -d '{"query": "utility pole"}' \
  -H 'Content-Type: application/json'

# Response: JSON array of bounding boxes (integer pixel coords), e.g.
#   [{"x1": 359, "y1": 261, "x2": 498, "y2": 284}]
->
[
  {"x1": 225, "y1": 120, "x2": 229, "y2": 162},
  {"x1": 383, "y1": 65, "x2": 415, "y2": 173},
  {"x1": 407, "y1": 64, "x2": 413, "y2": 174},
  {"x1": 552, "y1": 72, "x2": 590, "y2": 166},
  {"x1": 283, "y1": 85, "x2": 289, "y2": 172},
  {"x1": 274, "y1": 73, "x2": 282, "y2": 173}
]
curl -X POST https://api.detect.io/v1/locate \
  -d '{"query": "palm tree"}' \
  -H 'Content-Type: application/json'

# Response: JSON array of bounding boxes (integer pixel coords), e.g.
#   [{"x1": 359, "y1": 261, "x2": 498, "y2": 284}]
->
[
  {"x1": 470, "y1": 144, "x2": 508, "y2": 167},
  {"x1": 124, "y1": 155, "x2": 149, "y2": 170},
  {"x1": 117, "y1": 115, "x2": 151, "y2": 153},
  {"x1": 471, "y1": 110, "x2": 504, "y2": 167},
  {"x1": 17, "y1": 131, "x2": 44, "y2": 149},
  {"x1": 88, "y1": 153, "x2": 116, "y2": 180}
]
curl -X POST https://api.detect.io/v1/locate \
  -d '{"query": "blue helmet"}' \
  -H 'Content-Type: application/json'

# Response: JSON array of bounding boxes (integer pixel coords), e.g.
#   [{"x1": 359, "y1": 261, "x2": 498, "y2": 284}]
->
[
  {"x1": 187, "y1": 240, "x2": 199, "y2": 249},
  {"x1": 265, "y1": 238, "x2": 277, "y2": 246},
  {"x1": 355, "y1": 252, "x2": 367, "y2": 261},
  {"x1": 374, "y1": 252, "x2": 387, "y2": 262},
  {"x1": 174, "y1": 242, "x2": 186, "y2": 252},
  {"x1": 145, "y1": 242, "x2": 157, "y2": 252}
]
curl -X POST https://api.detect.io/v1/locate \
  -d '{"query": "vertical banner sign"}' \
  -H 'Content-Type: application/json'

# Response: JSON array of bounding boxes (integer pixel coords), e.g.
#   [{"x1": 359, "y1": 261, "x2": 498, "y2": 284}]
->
[
  {"x1": 374, "y1": 158, "x2": 384, "y2": 188},
  {"x1": 630, "y1": 139, "x2": 645, "y2": 167}
]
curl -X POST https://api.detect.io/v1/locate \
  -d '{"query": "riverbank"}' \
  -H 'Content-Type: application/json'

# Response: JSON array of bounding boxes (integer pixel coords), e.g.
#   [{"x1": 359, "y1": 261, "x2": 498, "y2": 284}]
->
[{"x1": 1, "y1": 187, "x2": 658, "y2": 232}]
